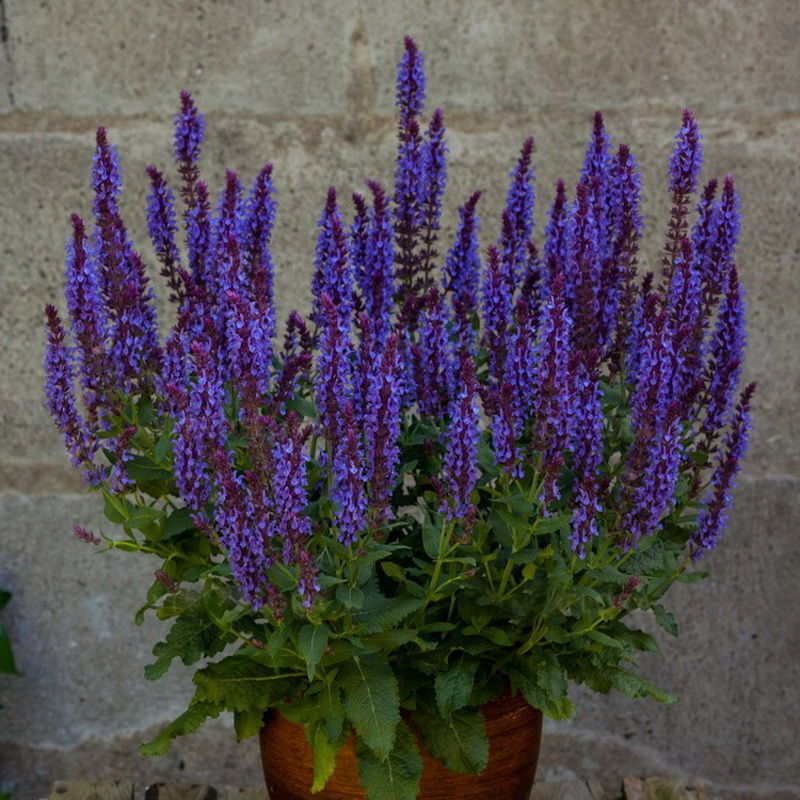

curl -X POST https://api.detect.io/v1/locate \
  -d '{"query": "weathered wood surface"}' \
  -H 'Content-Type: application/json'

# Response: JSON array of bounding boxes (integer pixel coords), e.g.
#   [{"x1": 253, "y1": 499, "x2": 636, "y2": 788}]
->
[
  {"x1": 621, "y1": 776, "x2": 708, "y2": 799},
  {"x1": 48, "y1": 777, "x2": 710, "y2": 800},
  {"x1": 49, "y1": 782, "x2": 134, "y2": 800},
  {"x1": 531, "y1": 780, "x2": 607, "y2": 799},
  {"x1": 49, "y1": 781, "x2": 605, "y2": 799}
]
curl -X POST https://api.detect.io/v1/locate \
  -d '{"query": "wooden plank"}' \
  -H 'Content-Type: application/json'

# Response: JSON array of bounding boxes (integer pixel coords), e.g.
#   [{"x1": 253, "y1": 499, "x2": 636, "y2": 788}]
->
[
  {"x1": 532, "y1": 780, "x2": 608, "y2": 800},
  {"x1": 48, "y1": 782, "x2": 133, "y2": 800},
  {"x1": 622, "y1": 776, "x2": 709, "y2": 800},
  {"x1": 214, "y1": 788, "x2": 268, "y2": 800},
  {"x1": 143, "y1": 785, "x2": 218, "y2": 800}
]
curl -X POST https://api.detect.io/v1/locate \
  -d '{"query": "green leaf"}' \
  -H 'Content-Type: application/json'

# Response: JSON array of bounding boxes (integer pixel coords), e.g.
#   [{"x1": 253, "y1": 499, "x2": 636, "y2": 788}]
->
[
  {"x1": 677, "y1": 570, "x2": 710, "y2": 584},
  {"x1": 412, "y1": 708, "x2": 488, "y2": 774},
  {"x1": 531, "y1": 511, "x2": 572, "y2": 534},
  {"x1": 299, "y1": 623, "x2": 330, "y2": 681},
  {"x1": 355, "y1": 720, "x2": 422, "y2": 800},
  {"x1": 340, "y1": 655, "x2": 400, "y2": 760},
  {"x1": 587, "y1": 629, "x2": 624, "y2": 649},
  {"x1": 234, "y1": 708, "x2": 265, "y2": 741},
  {"x1": 139, "y1": 699, "x2": 221, "y2": 756},
  {"x1": 0, "y1": 626, "x2": 19, "y2": 676},
  {"x1": 145, "y1": 587, "x2": 235, "y2": 680},
  {"x1": 336, "y1": 584, "x2": 365, "y2": 610},
  {"x1": 125, "y1": 455, "x2": 172, "y2": 486},
  {"x1": 161, "y1": 506, "x2": 196, "y2": 539},
  {"x1": 283, "y1": 395, "x2": 318, "y2": 420},
  {"x1": 609, "y1": 669, "x2": 678, "y2": 705},
  {"x1": 435, "y1": 657, "x2": 478, "y2": 716},
  {"x1": 306, "y1": 719, "x2": 340, "y2": 793},
  {"x1": 318, "y1": 681, "x2": 346, "y2": 744},
  {"x1": 350, "y1": 585, "x2": 423, "y2": 634},
  {"x1": 507, "y1": 651, "x2": 574, "y2": 720},
  {"x1": 154, "y1": 432, "x2": 173, "y2": 464},
  {"x1": 193, "y1": 655, "x2": 298, "y2": 712},
  {"x1": 653, "y1": 604, "x2": 679, "y2": 637},
  {"x1": 381, "y1": 562, "x2": 406, "y2": 582}
]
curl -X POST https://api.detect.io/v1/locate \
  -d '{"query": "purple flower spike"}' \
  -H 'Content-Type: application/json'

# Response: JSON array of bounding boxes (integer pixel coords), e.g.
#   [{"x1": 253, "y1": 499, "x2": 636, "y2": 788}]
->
[
  {"x1": 174, "y1": 90, "x2": 205, "y2": 198},
  {"x1": 532, "y1": 273, "x2": 573, "y2": 507},
  {"x1": 582, "y1": 112, "x2": 614, "y2": 249},
  {"x1": 185, "y1": 180, "x2": 212, "y2": 289},
  {"x1": 701, "y1": 264, "x2": 746, "y2": 439},
  {"x1": 664, "y1": 109, "x2": 703, "y2": 279},
  {"x1": 607, "y1": 145, "x2": 643, "y2": 368},
  {"x1": 669, "y1": 109, "x2": 703, "y2": 197},
  {"x1": 363, "y1": 180, "x2": 395, "y2": 340},
  {"x1": 416, "y1": 287, "x2": 453, "y2": 417},
  {"x1": 420, "y1": 108, "x2": 448, "y2": 276},
  {"x1": 396, "y1": 36, "x2": 426, "y2": 128},
  {"x1": 444, "y1": 191, "x2": 482, "y2": 352},
  {"x1": 442, "y1": 353, "x2": 481, "y2": 523},
  {"x1": 542, "y1": 180, "x2": 569, "y2": 288},
  {"x1": 705, "y1": 175, "x2": 741, "y2": 299},
  {"x1": 333, "y1": 403, "x2": 368, "y2": 545},
  {"x1": 271, "y1": 416, "x2": 317, "y2": 607},
  {"x1": 241, "y1": 164, "x2": 278, "y2": 340},
  {"x1": 315, "y1": 292, "x2": 353, "y2": 453},
  {"x1": 64, "y1": 214, "x2": 109, "y2": 426},
  {"x1": 225, "y1": 289, "x2": 272, "y2": 414},
  {"x1": 692, "y1": 382, "x2": 755, "y2": 559},
  {"x1": 210, "y1": 446, "x2": 273, "y2": 611},
  {"x1": 499, "y1": 137, "x2": 535, "y2": 291},
  {"x1": 482, "y1": 245, "x2": 512, "y2": 383},
  {"x1": 394, "y1": 37, "x2": 427, "y2": 307},
  {"x1": 312, "y1": 187, "x2": 353, "y2": 326},
  {"x1": 43, "y1": 305, "x2": 100, "y2": 483},
  {"x1": 570, "y1": 348, "x2": 603, "y2": 481},
  {"x1": 566, "y1": 181, "x2": 601, "y2": 352},
  {"x1": 172, "y1": 340, "x2": 228, "y2": 512},
  {"x1": 146, "y1": 166, "x2": 185, "y2": 302},
  {"x1": 571, "y1": 475, "x2": 601, "y2": 558},
  {"x1": 365, "y1": 333, "x2": 403, "y2": 529}
]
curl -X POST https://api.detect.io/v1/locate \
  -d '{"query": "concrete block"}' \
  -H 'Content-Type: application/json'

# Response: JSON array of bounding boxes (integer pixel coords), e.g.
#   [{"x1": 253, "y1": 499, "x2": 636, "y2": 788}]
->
[
  {"x1": 365, "y1": 0, "x2": 800, "y2": 115},
  {"x1": 539, "y1": 476, "x2": 800, "y2": 797},
  {"x1": 4, "y1": 0, "x2": 358, "y2": 116}
]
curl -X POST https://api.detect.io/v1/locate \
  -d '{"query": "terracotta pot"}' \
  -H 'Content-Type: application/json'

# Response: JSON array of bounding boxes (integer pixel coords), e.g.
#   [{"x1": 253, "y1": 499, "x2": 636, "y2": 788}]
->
[{"x1": 259, "y1": 691, "x2": 543, "y2": 800}]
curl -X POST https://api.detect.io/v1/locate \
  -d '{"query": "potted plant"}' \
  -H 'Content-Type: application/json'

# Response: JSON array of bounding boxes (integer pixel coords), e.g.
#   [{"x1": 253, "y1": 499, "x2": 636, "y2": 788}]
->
[{"x1": 43, "y1": 36, "x2": 753, "y2": 800}]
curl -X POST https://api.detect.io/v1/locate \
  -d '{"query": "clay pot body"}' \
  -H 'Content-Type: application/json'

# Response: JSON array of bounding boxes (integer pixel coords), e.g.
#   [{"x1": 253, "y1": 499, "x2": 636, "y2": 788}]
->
[{"x1": 259, "y1": 691, "x2": 543, "y2": 800}]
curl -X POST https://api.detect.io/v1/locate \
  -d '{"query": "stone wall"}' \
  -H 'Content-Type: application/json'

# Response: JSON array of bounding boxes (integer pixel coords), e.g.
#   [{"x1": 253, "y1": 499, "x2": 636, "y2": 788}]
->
[{"x1": 0, "y1": 1, "x2": 797, "y2": 798}]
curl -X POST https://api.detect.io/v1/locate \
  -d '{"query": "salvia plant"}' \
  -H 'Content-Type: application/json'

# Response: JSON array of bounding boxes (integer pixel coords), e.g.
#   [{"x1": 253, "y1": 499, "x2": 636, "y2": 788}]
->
[{"x1": 44, "y1": 37, "x2": 753, "y2": 799}]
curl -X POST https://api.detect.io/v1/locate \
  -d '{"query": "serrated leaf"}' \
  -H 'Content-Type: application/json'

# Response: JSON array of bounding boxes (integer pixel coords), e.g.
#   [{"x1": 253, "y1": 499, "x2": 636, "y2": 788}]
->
[
  {"x1": 587, "y1": 629, "x2": 624, "y2": 649},
  {"x1": 299, "y1": 623, "x2": 330, "y2": 681},
  {"x1": 162, "y1": 506, "x2": 196, "y2": 539},
  {"x1": 355, "y1": 720, "x2": 422, "y2": 800},
  {"x1": 234, "y1": 708, "x2": 265, "y2": 741},
  {"x1": 318, "y1": 681, "x2": 346, "y2": 743},
  {"x1": 145, "y1": 588, "x2": 235, "y2": 679},
  {"x1": 306, "y1": 718, "x2": 340, "y2": 793},
  {"x1": 350, "y1": 584, "x2": 423, "y2": 634},
  {"x1": 341, "y1": 655, "x2": 399, "y2": 759},
  {"x1": 435, "y1": 658, "x2": 478, "y2": 716},
  {"x1": 193, "y1": 655, "x2": 298, "y2": 712},
  {"x1": 336, "y1": 584, "x2": 365, "y2": 610},
  {"x1": 609, "y1": 669, "x2": 678, "y2": 704},
  {"x1": 139, "y1": 700, "x2": 221, "y2": 756},
  {"x1": 653, "y1": 604, "x2": 679, "y2": 637},
  {"x1": 412, "y1": 708, "x2": 488, "y2": 774},
  {"x1": 507, "y1": 651, "x2": 574, "y2": 720}
]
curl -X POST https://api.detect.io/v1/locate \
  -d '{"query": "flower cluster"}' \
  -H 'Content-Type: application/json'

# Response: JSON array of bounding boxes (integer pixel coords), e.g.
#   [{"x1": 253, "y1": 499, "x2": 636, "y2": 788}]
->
[{"x1": 46, "y1": 37, "x2": 752, "y2": 617}]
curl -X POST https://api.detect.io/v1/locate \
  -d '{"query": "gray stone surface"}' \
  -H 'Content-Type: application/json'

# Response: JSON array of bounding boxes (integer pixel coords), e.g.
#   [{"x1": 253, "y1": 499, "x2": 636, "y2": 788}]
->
[
  {"x1": 365, "y1": 0, "x2": 800, "y2": 115},
  {"x1": 5, "y1": 0, "x2": 359, "y2": 117},
  {"x1": 0, "y1": 2, "x2": 798, "y2": 798}
]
